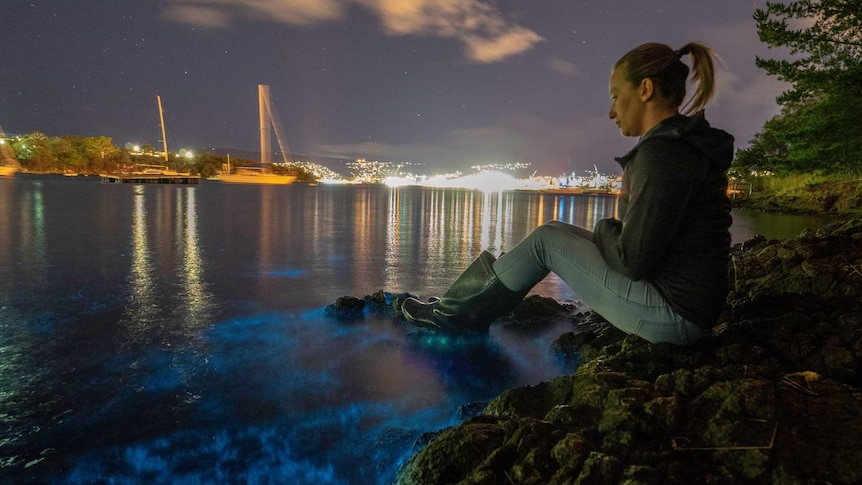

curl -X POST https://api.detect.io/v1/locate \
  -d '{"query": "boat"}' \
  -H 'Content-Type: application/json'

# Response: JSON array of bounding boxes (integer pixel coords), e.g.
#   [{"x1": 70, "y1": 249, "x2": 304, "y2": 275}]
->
[
  {"x1": 214, "y1": 154, "x2": 296, "y2": 185},
  {"x1": 131, "y1": 164, "x2": 189, "y2": 176},
  {"x1": 213, "y1": 84, "x2": 297, "y2": 185},
  {"x1": 0, "y1": 165, "x2": 17, "y2": 177},
  {"x1": 217, "y1": 167, "x2": 297, "y2": 185},
  {"x1": 105, "y1": 98, "x2": 199, "y2": 185}
]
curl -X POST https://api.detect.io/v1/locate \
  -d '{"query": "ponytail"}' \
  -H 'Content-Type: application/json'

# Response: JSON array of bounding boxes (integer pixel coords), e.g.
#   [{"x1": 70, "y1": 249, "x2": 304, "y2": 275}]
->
[{"x1": 615, "y1": 42, "x2": 718, "y2": 115}]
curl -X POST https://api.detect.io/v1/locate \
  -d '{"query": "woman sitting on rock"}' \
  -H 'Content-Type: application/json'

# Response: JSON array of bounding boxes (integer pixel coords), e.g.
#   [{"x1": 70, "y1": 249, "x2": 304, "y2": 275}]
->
[{"x1": 402, "y1": 41, "x2": 734, "y2": 345}]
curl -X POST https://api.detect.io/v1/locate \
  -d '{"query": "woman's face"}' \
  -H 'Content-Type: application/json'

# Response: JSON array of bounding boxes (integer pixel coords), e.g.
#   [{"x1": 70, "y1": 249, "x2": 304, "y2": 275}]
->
[{"x1": 608, "y1": 66, "x2": 646, "y2": 137}]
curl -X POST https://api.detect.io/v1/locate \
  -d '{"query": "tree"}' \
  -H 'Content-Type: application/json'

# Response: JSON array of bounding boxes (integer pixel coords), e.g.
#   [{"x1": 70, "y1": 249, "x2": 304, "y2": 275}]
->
[
  {"x1": 732, "y1": 117, "x2": 789, "y2": 176},
  {"x1": 103, "y1": 149, "x2": 132, "y2": 173},
  {"x1": 14, "y1": 132, "x2": 56, "y2": 171},
  {"x1": 194, "y1": 153, "x2": 223, "y2": 178},
  {"x1": 50, "y1": 137, "x2": 82, "y2": 171},
  {"x1": 741, "y1": 0, "x2": 862, "y2": 174}
]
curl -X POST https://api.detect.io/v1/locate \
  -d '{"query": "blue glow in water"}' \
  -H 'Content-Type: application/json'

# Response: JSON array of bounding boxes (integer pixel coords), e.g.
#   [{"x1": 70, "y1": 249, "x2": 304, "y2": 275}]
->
[
  {"x1": 257, "y1": 269, "x2": 307, "y2": 278},
  {"x1": 68, "y1": 428, "x2": 352, "y2": 484},
  {"x1": 27, "y1": 309, "x2": 565, "y2": 484}
]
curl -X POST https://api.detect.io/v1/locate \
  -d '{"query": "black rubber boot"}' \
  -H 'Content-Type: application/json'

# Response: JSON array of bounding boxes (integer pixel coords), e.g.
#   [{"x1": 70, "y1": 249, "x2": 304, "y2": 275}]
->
[{"x1": 401, "y1": 250, "x2": 527, "y2": 334}]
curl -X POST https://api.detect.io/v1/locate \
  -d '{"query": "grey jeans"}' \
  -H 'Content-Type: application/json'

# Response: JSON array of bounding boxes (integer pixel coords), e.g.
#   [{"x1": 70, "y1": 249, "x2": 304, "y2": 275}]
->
[{"x1": 492, "y1": 221, "x2": 704, "y2": 345}]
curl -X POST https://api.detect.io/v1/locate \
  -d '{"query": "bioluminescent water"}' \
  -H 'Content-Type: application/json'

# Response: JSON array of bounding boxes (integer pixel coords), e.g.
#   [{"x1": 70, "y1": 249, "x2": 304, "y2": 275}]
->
[
  {"x1": 0, "y1": 176, "x2": 830, "y2": 483},
  {"x1": 30, "y1": 308, "x2": 573, "y2": 483}
]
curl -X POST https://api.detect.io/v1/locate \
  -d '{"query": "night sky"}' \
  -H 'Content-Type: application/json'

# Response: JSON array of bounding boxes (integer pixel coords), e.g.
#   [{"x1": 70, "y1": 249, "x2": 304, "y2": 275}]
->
[{"x1": 1, "y1": 1, "x2": 788, "y2": 175}]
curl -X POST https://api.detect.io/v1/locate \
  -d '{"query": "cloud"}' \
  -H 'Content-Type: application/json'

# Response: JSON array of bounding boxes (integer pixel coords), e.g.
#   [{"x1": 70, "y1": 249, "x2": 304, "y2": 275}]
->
[
  {"x1": 164, "y1": 0, "x2": 344, "y2": 28},
  {"x1": 163, "y1": 0, "x2": 542, "y2": 62},
  {"x1": 164, "y1": 5, "x2": 232, "y2": 28},
  {"x1": 359, "y1": 0, "x2": 543, "y2": 62},
  {"x1": 547, "y1": 58, "x2": 580, "y2": 78},
  {"x1": 463, "y1": 27, "x2": 543, "y2": 63}
]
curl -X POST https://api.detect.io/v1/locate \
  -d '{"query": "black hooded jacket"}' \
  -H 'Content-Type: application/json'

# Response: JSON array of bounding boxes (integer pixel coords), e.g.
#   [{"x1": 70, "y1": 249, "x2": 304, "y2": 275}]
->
[{"x1": 593, "y1": 113, "x2": 734, "y2": 328}]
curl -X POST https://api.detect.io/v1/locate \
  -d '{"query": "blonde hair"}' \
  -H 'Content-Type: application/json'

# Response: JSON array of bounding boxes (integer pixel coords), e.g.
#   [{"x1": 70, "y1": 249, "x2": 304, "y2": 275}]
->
[{"x1": 614, "y1": 42, "x2": 717, "y2": 115}]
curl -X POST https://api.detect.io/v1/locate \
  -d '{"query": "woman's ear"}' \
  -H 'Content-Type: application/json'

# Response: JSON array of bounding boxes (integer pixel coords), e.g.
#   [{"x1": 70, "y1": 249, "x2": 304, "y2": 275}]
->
[{"x1": 639, "y1": 78, "x2": 655, "y2": 102}]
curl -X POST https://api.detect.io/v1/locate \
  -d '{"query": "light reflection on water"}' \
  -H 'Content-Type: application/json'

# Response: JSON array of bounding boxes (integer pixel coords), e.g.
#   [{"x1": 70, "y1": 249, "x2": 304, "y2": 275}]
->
[{"x1": 0, "y1": 176, "x2": 833, "y2": 483}]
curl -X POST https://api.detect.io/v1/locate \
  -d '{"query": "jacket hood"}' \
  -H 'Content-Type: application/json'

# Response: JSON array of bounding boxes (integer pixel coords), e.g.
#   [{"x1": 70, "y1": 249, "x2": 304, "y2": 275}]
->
[{"x1": 616, "y1": 112, "x2": 734, "y2": 171}]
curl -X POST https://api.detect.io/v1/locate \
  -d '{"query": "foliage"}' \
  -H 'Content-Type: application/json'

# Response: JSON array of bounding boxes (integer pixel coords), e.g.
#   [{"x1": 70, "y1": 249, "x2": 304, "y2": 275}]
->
[
  {"x1": 754, "y1": 0, "x2": 862, "y2": 106},
  {"x1": 291, "y1": 167, "x2": 317, "y2": 183},
  {"x1": 757, "y1": 171, "x2": 830, "y2": 194},
  {"x1": 736, "y1": 0, "x2": 862, "y2": 175},
  {"x1": 736, "y1": 172, "x2": 862, "y2": 214},
  {"x1": 10, "y1": 132, "x2": 131, "y2": 173},
  {"x1": 274, "y1": 163, "x2": 316, "y2": 182},
  {"x1": 193, "y1": 152, "x2": 225, "y2": 179}
]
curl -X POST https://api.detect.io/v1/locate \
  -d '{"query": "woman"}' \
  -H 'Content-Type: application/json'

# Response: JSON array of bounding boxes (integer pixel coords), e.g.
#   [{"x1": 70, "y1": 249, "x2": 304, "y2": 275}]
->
[{"x1": 402, "y1": 42, "x2": 733, "y2": 345}]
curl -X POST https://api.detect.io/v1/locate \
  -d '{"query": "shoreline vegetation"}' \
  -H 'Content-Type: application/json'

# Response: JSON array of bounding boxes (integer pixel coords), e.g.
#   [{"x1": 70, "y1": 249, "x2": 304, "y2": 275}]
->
[
  {"x1": 326, "y1": 213, "x2": 862, "y2": 484},
  {"x1": 731, "y1": 173, "x2": 862, "y2": 216}
]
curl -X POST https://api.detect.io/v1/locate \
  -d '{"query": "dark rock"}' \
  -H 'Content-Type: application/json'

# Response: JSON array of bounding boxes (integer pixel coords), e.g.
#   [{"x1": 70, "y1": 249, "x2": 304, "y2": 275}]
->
[
  {"x1": 772, "y1": 377, "x2": 862, "y2": 484},
  {"x1": 325, "y1": 290, "x2": 420, "y2": 321},
  {"x1": 574, "y1": 451, "x2": 623, "y2": 484},
  {"x1": 394, "y1": 420, "x2": 506, "y2": 485},
  {"x1": 380, "y1": 215, "x2": 862, "y2": 484},
  {"x1": 362, "y1": 289, "x2": 391, "y2": 316},
  {"x1": 358, "y1": 289, "x2": 417, "y2": 319},
  {"x1": 458, "y1": 401, "x2": 489, "y2": 420},
  {"x1": 505, "y1": 295, "x2": 575, "y2": 332},
  {"x1": 323, "y1": 295, "x2": 366, "y2": 321}
]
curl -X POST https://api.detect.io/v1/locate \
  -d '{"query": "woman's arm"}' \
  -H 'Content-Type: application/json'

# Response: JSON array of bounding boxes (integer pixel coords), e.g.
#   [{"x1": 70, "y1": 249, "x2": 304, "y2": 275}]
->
[{"x1": 594, "y1": 139, "x2": 704, "y2": 280}]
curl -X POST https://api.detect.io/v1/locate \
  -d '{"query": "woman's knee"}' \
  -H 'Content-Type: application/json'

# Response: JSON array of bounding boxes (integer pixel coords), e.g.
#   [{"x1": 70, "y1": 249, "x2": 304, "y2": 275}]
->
[
  {"x1": 544, "y1": 220, "x2": 593, "y2": 240},
  {"x1": 525, "y1": 221, "x2": 559, "y2": 240}
]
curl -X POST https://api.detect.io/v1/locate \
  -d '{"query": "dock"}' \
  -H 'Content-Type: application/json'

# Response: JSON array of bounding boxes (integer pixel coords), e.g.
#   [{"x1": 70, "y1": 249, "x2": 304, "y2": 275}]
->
[
  {"x1": 101, "y1": 174, "x2": 200, "y2": 184},
  {"x1": 728, "y1": 179, "x2": 753, "y2": 198}
]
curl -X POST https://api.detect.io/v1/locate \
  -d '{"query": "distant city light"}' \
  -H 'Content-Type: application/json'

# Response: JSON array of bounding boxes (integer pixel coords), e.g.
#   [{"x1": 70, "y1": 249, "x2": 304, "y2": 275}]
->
[
  {"x1": 386, "y1": 171, "x2": 543, "y2": 192},
  {"x1": 312, "y1": 157, "x2": 621, "y2": 193}
]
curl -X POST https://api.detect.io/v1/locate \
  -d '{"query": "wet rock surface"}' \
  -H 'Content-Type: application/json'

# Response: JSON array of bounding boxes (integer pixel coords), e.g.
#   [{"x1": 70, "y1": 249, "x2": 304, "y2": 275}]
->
[{"x1": 383, "y1": 216, "x2": 862, "y2": 484}]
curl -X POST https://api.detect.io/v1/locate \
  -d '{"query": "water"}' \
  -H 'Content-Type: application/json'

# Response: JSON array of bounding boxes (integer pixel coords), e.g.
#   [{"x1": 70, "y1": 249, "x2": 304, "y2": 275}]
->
[{"x1": 0, "y1": 175, "x2": 831, "y2": 483}]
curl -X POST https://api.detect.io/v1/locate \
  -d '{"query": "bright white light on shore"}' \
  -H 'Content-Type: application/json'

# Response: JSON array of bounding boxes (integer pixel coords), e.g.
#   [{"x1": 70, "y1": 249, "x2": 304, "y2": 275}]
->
[
  {"x1": 384, "y1": 175, "x2": 417, "y2": 187},
  {"x1": 133, "y1": 145, "x2": 141, "y2": 152},
  {"x1": 385, "y1": 171, "x2": 527, "y2": 192}
]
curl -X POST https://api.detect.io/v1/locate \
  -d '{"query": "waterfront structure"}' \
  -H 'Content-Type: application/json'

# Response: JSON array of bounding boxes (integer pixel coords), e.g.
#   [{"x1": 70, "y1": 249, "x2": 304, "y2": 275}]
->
[{"x1": 100, "y1": 173, "x2": 200, "y2": 184}]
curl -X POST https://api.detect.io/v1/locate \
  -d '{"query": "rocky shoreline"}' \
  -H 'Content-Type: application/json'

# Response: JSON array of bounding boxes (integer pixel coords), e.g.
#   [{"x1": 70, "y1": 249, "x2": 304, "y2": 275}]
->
[{"x1": 327, "y1": 215, "x2": 862, "y2": 484}]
